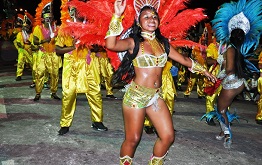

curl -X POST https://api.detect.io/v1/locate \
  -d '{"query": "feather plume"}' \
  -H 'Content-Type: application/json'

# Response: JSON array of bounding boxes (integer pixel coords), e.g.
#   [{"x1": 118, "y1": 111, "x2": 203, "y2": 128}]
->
[
  {"x1": 24, "y1": 12, "x2": 34, "y2": 25},
  {"x1": 34, "y1": 0, "x2": 53, "y2": 27},
  {"x1": 160, "y1": 8, "x2": 207, "y2": 40},
  {"x1": 212, "y1": 0, "x2": 262, "y2": 55},
  {"x1": 106, "y1": 49, "x2": 121, "y2": 70},
  {"x1": 60, "y1": 0, "x2": 71, "y2": 25},
  {"x1": 205, "y1": 23, "x2": 213, "y2": 45},
  {"x1": 170, "y1": 40, "x2": 206, "y2": 50},
  {"x1": 159, "y1": 0, "x2": 187, "y2": 26},
  {"x1": 79, "y1": 34, "x2": 105, "y2": 47},
  {"x1": 17, "y1": 13, "x2": 24, "y2": 22}
]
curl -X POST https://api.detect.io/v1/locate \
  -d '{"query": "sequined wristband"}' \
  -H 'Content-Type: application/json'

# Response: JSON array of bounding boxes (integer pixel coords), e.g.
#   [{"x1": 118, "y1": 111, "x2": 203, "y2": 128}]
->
[
  {"x1": 105, "y1": 14, "x2": 124, "y2": 39},
  {"x1": 189, "y1": 58, "x2": 207, "y2": 74}
]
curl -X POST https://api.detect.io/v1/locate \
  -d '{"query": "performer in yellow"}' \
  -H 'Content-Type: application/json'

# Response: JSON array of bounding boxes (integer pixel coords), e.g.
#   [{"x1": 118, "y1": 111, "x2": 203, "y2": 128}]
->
[
  {"x1": 30, "y1": 31, "x2": 50, "y2": 89},
  {"x1": 256, "y1": 51, "x2": 262, "y2": 125},
  {"x1": 32, "y1": 0, "x2": 61, "y2": 101},
  {"x1": 14, "y1": 12, "x2": 34, "y2": 82},
  {"x1": 177, "y1": 65, "x2": 186, "y2": 91},
  {"x1": 29, "y1": 28, "x2": 50, "y2": 89},
  {"x1": 56, "y1": 0, "x2": 108, "y2": 135},
  {"x1": 184, "y1": 45, "x2": 206, "y2": 98},
  {"x1": 13, "y1": 14, "x2": 24, "y2": 70},
  {"x1": 13, "y1": 14, "x2": 23, "y2": 50},
  {"x1": 203, "y1": 37, "x2": 222, "y2": 125},
  {"x1": 176, "y1": 48, "x2": 187, "y2": 91}
]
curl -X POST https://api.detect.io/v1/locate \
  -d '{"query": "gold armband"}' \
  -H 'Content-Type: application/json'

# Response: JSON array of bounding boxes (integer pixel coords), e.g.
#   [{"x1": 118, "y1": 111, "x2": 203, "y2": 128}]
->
[
  {"x1": 189, "y1": 59, "x2": 207, "y2": 74},
  {"x1": 260, "y1": 69, "x2": 262, "y2": 73},
  {"x1": 105, "y1": 14, "x2": 124, "y2": 39}
]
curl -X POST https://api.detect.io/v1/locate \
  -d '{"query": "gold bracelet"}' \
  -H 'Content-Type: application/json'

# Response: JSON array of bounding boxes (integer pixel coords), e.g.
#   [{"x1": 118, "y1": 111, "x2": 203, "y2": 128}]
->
[
  {"x1": 105, "y1": 14, "x2": 124, "y2": 39},
  {"x1": 189, "y1": 58, "x2": 207, "y2": 74}
]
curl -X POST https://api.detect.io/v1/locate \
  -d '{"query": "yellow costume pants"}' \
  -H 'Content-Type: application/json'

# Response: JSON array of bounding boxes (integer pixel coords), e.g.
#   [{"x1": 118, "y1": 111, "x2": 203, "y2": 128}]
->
[
  {"x1": 256, "y1": 77, "x2": 262, "y2": 121},
  {"x1": 99, "y1": 55, "x2": 114, "y2": 95},
  {"x1": 184, "y1": 73, "x2": 205, "y2": 97},
  {"x1": 33, "y1": 51, "x2": 60, "y2": 94},
  {"x1": 177, "y1": 66, "x2": 186, "y2": 87},
  {"x1": 31, "y1": 51, "x2": 49, "y2": 83},
  {"x1": 60, "y1": 54, "x2": 103, "y2": 127},
  {"x1": 205, "y1": 85, "x2": 222, "y2": 113},
  {"x1": 16, "y1": 47, "x2": 33, "y2": 77}
]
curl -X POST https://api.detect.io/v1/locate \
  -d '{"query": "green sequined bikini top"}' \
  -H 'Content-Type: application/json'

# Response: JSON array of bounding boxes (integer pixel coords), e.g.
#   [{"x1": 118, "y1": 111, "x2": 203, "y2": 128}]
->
[{"x1": 132, "y1": 53, "x2": 167, "y2": 68}]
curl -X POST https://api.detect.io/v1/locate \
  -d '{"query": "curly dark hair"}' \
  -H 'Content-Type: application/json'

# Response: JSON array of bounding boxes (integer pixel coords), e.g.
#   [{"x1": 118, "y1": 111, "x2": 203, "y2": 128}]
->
[{"x1": 229, "y1": 28, "x2": 250, "y2": 79}]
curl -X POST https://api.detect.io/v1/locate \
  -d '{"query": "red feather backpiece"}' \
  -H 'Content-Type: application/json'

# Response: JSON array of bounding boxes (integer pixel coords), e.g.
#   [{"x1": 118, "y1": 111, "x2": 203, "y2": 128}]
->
[{"x1": 59, "y1": 0, "x2": 207, "y2": 70}]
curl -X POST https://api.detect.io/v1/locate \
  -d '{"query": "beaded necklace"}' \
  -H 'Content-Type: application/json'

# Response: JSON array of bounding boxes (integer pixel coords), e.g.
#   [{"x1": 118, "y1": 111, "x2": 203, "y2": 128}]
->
[
  {"x1": 141, "y1": 31, "x2": 164, "y2": 56},
  {"x1": 141, "y1": 31, "x2": 156, "y2": 40}
]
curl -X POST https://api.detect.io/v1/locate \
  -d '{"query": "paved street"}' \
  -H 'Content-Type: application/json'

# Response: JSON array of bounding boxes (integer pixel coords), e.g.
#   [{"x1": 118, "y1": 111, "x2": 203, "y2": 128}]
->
[{"x1": 0, "y1": 57, "x2": 262, "y2": 165}]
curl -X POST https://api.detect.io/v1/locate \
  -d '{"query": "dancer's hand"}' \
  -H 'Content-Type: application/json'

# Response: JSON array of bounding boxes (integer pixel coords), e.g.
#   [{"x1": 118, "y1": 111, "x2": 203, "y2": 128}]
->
[
  {"x1": 114, "y1": 0, "x2": 126, "y2": 17},
  {"x1": 204, "y1": 71, "x2": 217, "y2": 83},
  {"x1": 50, "y1": 33, "x2": 55, "y2": 39}
]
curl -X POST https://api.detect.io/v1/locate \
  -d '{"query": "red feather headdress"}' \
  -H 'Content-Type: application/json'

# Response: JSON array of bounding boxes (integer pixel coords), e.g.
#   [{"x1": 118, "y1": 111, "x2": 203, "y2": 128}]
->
[
  {"x1": 58, "y1": 0, "x2": 104, "y2": 47},
  {"x1": 16, "y1": 14, "x2": 24, "y2": 26},
  {"x1": 60, "y1": 0, "x2": 71, "y2": 25},
  {"x1": 23, "y1": 12, "x2": 34, "y2": 27},
  {"x1": 34, "y1": 0, "x2": 53, "y2": 26}
]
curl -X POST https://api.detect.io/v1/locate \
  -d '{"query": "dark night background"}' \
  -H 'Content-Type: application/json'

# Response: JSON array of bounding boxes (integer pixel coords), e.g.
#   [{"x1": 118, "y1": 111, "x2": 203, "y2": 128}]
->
[
  {"x1": 1, "y1": 0, "x2": 234, "y2": 25},
  {"x1": 16, "y1": 0, "x2": 62, "y2": 24},
  {"x1": 0, "y1": 0, "x2": 62, "y2": 24}
]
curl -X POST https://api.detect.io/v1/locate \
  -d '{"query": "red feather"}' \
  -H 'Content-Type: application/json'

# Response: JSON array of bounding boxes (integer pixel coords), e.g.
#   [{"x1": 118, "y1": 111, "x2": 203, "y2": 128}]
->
[
  {"x1": 159, "y1": 0, "x2": 187, "y2": 25},
  {"x1": 160, "y1": 8, "x2": 207, "y2": 41},
  {"x1": 106, "y1": 49, "x2": 121, "y2": 70},
  {"x1": 170, "y1": 40, "x2": 207, "y2": 50}
]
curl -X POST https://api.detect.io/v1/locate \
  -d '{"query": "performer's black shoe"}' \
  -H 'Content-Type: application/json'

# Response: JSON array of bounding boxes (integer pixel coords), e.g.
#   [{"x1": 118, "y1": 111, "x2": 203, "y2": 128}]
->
[
  {"x1": 51, "y1": 93, "x2": 61, "y2": 100},
  {"x1": 144, "y1": 126, "x2": 155, "y2": 134},
  {"x1": 100, "y1": 84, "x2": 106, "y2": 89},
  {"x1": 33, "y1": 94, "x2": 41, "y2": 101},
  {"x1": 91, "y1": 122, "x2": 108, "y2": 131},
  {"x1": 184, "y1": 95, "x2": 189, "y2": 98},
  {"x1": 205, "y1": 118, "x2": 216, "y2": 126},
  {"x1": 16, "y1": 76, "x2": 21, "y2": 81},
  {"x1": 256, "y1": 120, "x2": 262, "y2": 125},
  {"x1": 106, "y1": 95, "x2": 117, "y2": 99},
  {"x1": 177, "y1": 86, "x2": 182, "y2": 91},
  {"x1": 58, "y1": 127, "x2": 69, "y2": 135},
  {"x1": 198, "y1": 95, "x2": 205, "y2": 99}
]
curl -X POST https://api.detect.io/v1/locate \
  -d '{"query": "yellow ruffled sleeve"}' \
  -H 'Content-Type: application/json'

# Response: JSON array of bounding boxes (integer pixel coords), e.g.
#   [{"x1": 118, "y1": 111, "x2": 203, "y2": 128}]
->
[
  {"x1": 16, "y1": 32, "x2": 24, "y2": 47},
  {"x1": 206, "y1": 43, "x2": 218, "y2": 60},
  {"x1": 258, "y1": 51, "x2": 262, "y2": 64},
  {"x1": 55, "y1": 35, "x2": 74, "y2": 47},
  {"x1": 33, "y1": 25, "x2": 44, "y2": 41}
]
